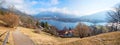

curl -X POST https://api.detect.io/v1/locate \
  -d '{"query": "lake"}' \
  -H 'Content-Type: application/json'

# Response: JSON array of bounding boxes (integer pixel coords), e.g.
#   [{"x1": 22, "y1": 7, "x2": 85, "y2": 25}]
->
[{"x1": 40, "y1": 20, "x2": 107, "y2": 30}]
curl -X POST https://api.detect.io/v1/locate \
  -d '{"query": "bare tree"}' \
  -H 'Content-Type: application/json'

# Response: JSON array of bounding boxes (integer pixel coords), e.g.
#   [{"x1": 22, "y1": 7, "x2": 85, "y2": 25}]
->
[
  {"x1": 73, "y1": 23, "x2": 91, "y2": 38},
  {"x1": 0, "y1": 4, "x2": 20, "y2": 28},
  {"x1": 108, "y1": 5, "x2": 120, "y2": 31}
]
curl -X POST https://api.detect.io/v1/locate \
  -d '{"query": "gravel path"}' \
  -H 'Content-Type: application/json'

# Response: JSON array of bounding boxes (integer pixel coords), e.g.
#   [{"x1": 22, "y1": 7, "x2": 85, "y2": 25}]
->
[{"x1": 12, "y1": 30, "x2": 34, "y2": 45}]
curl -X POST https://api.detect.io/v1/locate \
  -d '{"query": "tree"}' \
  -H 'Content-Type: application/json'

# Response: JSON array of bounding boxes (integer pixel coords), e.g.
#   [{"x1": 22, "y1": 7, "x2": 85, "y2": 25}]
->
[
  {"x1": 69, "y1": 27, "x2": 72, "y2": 30},
  {"x1": 63, "y1": 26, "x2": 68, "y2": 30},
  {"x1": 108, "y1": 6, "x2": 120, "y2": 23},
  {"x1": 107, "y1": 5, "x2": 120, "y2": 31},
  {"x1": 40, "y1": 22, "x2": 45, "y2": 28},
  {"x1": 73, "y1": 23, "x2": 91, "y2": 38},
  {"x1": 49, "y1": 26, "x2": 58, "y2": 36},
  {"x1": 40, "y1": 22, "x2": 49, "y2": 28},
  {"x1": 44, "y1": 22, "x2": 49, "y2": 29},
  {"x1": 100, "y1": 26, "x2": 109, "y2": 33},
  {"x1": 19, "y1": 15, "x2": 37, "y2": 28},
  {"x1": 0, "y1": 12, "x2": 19, "y2": 28},
  {"x1": 0, "y1": 5, "x2": 20, "y2": 28}
]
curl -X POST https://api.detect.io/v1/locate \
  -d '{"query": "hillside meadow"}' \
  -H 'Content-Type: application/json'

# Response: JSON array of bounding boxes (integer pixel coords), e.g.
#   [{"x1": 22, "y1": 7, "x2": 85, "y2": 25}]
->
[{"x1": 18, "y1": 27, "x2": 120, "y2": 45}]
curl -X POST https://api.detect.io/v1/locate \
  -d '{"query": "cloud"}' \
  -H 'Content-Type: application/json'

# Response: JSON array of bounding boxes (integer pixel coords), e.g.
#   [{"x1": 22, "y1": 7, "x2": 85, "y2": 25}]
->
[
  {"x1": 1, "y1": 0, "x2": 119, "y2": 16},
  {"x1": 51, "y1": 0, "x2": 59, "y2": 5},
  {"x1": 84, "y1": 8, "x2": 114, "y2": 15},
  {"x1": 30, "y1": 1, "x2": 38, "y2": 5},
  {"x1": 2, "y1": 0, "x2": 60, "y2": 15},
  {"x1": 3, "y1": 0, "x2": 103, "y2": 16},
  {"x1": 3, "y1": 0, "x2": 112, "y2": 16},
  {"x1": 38, "y1": 0, "x2": 59, "y2": 6},
  {"x1": 38, "y1": 7, "x2": 81, "y2": 16},
  {"x1": 3, "y1": 0, "x2": 34, "y2": 14}
]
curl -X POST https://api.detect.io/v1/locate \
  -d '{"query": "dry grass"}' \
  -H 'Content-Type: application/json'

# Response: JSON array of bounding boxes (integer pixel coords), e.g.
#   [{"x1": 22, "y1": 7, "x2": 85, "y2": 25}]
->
[
  {"x1": 18, "y1": 27, "x2": 120, "y2": 45},
  {"x1": 0, "y1": 31, "x2": 7, "y2": 45},
  {"x1": 60, "y1": 31, "x2": 120, "y2": 45},
  {"x1": 18, "y1": 27, "x2": 80, "y2": 45},
  {"x1": 7, "y1": 31, "x2": 14, "y2": 45},
  {"x1": 0, "y1": 26, "x2": 15, "y2": 45},
  {"x1": 0, "y1": 20, "x2": 6, "y2": 25},
  {"x1": 18, "y1": 27, "x2": 58, "y2": 45}
]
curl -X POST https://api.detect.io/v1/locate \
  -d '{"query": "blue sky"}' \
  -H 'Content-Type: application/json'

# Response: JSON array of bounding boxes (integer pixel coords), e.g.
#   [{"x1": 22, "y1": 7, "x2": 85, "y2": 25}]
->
[{"x1": 2, "y1": 0, "x2": 120, "y2": 16}]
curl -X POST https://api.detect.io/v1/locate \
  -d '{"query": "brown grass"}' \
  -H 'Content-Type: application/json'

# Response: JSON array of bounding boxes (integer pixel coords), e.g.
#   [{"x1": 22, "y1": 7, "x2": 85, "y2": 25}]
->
[
  {"x1": 18, "y1": 27, "x2": 80, "y2": 45},
  {"x1": 18, "y1": 27, "x2": 120, "y2": 45},
  {"x1": 60, "y1": 31, "x2": 120, "y2": 45},
  {"x1": 0, "y1": 30, "x2": 7, "y2": 45},
  {"x1": 0, "y1": 26, "x2": 119, "y2": 45},
  {"x1": 0, "y1": 26, "x2": 15, "y2": 45}
]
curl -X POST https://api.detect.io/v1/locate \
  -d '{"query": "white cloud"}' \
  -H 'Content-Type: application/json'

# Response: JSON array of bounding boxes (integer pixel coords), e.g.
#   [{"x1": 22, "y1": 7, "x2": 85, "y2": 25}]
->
[
  {"x1": 31, "y1": 1, "x2": 38, "y2": 5},
  {"x1": 84, "y1": 8, "x2": 114, "y2": 15},
  {"x1": 3, "y1": 0, "x2": 38, "y2": 14},
  {"x1": 1, "y1": 0, "x2": 118, "y2": 16},
  {"x1": 4, "y1": 0, "x2": 113, "y2": 16},
  {"x1": 39, "y1": 7, "x2": 81, "y2": 16},
  {"x1": 51, "y1": 0, "x2": 59, "y2": 5},
  {"x1": 2, "y1": 0, "x2": 60, "y2": 15},
  {"x1": 38, "y1": 0, "x2": 59, "y2": 6}
]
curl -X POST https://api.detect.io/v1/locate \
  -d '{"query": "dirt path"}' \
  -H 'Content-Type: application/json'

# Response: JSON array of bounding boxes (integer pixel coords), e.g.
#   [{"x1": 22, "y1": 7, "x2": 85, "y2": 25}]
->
[{"x1": 12, "y1": 30, "x2": 35, "y2": 45}]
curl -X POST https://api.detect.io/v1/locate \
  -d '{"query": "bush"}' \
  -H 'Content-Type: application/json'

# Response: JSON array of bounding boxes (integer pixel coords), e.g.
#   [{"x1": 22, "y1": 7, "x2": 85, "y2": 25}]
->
[{"x1": 33, "y1": 29, "x2": 41, "y2": 34}]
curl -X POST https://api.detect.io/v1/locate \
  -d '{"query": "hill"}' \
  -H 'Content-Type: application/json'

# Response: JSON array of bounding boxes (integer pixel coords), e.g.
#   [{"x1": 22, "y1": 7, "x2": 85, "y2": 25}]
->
[
  {"x1": 33, "y1": 10, "x2": 110, "y2": 23},
  {"x1": 60, "y1": 31, "x2": 120, "y2": 45},
  {"x1": 79, "y1": 10, "x2": 108, "y2": 22},
  {"x1": 18, "y1": 27, "x2": 79, "y2": 45},
  {"x1": 0, "y1": 26, "x2": 120, "y2": 45},
  {"x1": 0, "y1": 7, "x2": 38, "y2": 28},
  {"x1": 18, "y1": 27, "x2": 120, "y2": 45}
]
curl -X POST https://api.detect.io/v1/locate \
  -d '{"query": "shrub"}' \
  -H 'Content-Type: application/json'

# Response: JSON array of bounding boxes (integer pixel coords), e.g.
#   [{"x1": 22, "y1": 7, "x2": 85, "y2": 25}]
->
[{"x1": 33, "y1": 29, "x2": 41, "y2": 34}]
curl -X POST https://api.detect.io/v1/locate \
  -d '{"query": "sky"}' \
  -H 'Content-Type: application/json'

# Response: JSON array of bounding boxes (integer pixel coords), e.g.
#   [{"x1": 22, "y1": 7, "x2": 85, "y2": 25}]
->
[{"x1": 1, "y1": 0, "x2": 120, "y2": 16}]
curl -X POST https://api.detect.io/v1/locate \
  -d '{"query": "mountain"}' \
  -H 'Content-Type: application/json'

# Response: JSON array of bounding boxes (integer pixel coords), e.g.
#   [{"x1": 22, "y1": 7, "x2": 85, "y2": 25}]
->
[
  {"x1": 34, "y1": 10, "x2": 110, "y2": 23},
  {"x1": 34, "y1": 11, "x2": 76, "y2": 18},
  {"x1": 80, "y1": 10, "x2": 109, "y2": 23}
]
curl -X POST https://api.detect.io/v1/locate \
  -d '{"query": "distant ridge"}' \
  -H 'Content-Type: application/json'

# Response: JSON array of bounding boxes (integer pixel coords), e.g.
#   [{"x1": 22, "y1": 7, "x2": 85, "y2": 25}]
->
[{"x1": 34, "y1": 10, "x2": 111, "y2": 23}]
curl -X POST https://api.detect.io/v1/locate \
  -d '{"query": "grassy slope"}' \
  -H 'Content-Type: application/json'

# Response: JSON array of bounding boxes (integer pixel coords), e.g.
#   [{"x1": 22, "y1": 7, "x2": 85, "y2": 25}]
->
[
  {"x1": 18, "y1": 27, "x2": 79, "y2": 45},
  {"x1": 60, "y1": 31, "x2": 120, "y2": 45},
  {"x1": 0, "y1": 26, "x2": 119, "y2": 45},
  {"x1": 0, "y1": 26, "x2": 15, "y2": 45},
  {"x1": 18, "y1": 27, "x2": 120, "y2": 45}
]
